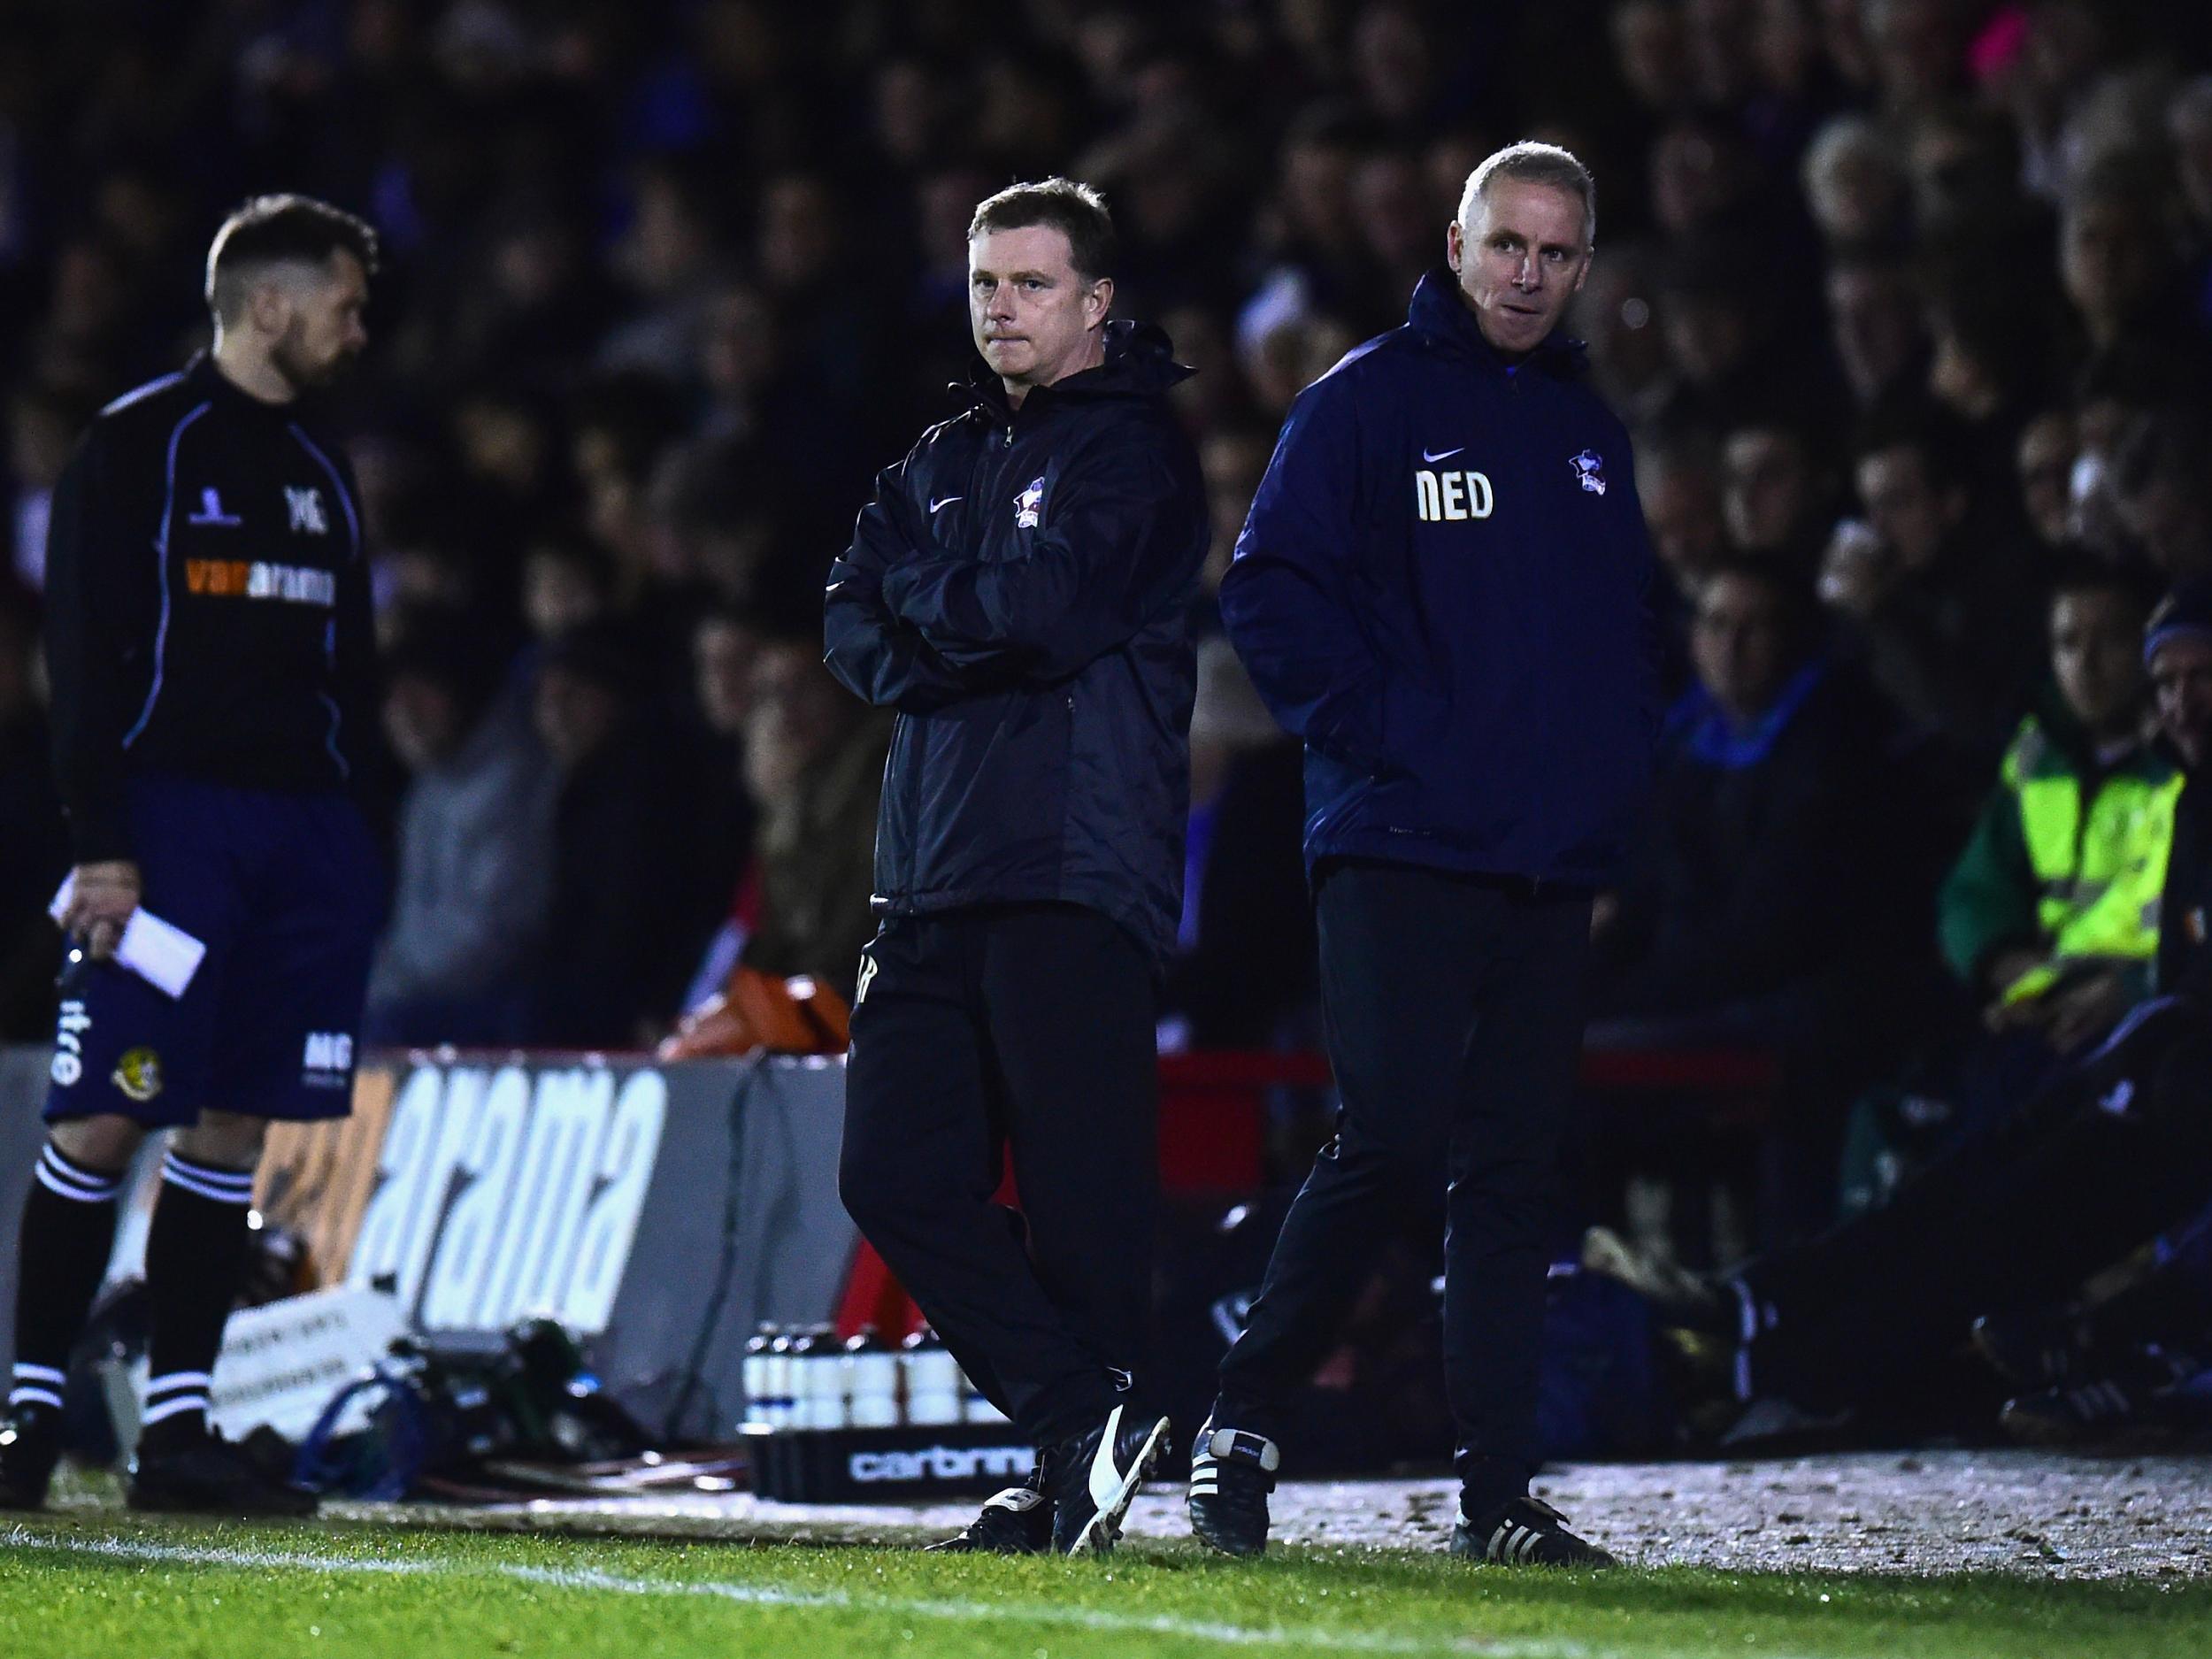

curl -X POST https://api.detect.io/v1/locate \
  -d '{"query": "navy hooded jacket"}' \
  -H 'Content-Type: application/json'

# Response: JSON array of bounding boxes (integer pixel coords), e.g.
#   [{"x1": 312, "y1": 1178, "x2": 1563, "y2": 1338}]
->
[
  {"x1": 1219, "y1": 269, "x2": 1659, "y2": 887},
  {"x1": 823, "y1": 319, "x2": 1209, "y2": 968}
]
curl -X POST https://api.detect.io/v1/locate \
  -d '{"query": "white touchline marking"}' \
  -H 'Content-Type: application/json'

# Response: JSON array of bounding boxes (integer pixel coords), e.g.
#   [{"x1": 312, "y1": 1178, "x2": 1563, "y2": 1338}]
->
[{"x1": 2, "y1": 1525, "x2": 1616, "y2": 1657}]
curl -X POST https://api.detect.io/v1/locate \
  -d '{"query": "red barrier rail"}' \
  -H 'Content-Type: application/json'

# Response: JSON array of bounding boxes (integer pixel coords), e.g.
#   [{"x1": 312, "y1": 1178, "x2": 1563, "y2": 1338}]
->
[
  {"x1": 1157, "y1": 1047, "x2": 1780, "y2": 1094},
  {"x1": 1156, "y1": 1046, "x2": 1781, "y2": 1195},
  {"x1": 841, "y1": 1045, "x2": 1781, "y2": 1340}
]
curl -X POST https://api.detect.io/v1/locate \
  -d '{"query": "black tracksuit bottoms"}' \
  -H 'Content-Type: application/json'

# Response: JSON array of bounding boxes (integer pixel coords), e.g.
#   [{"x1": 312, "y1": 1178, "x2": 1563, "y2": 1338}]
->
[
  {"x1": 840, "y1": 902, "x2": 1157, "y2": 1448},
  {"x1": 1213, "y1": 861, "x2": 1594, "y2": 1516},
  {"x1": 1212, "y1": 863, "x2": 1593, "y2": 1513}
]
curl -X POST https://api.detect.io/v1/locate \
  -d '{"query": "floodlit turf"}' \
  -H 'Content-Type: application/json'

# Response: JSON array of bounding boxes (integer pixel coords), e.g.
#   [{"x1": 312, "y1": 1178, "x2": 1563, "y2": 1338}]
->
[{"x1": 2, "y1": 1512, "x2": 2210, "y2": 1659}]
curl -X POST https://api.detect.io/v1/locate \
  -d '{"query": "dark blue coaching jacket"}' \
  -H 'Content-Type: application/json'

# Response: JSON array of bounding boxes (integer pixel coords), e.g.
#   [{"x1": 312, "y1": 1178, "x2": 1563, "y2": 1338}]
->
[
  {"x1": 1220, "y1": 268, "x2": 1659, "y2": 888},
  {"x1": 823, "y1": 319, "x2": 1209, "y2": 968}
]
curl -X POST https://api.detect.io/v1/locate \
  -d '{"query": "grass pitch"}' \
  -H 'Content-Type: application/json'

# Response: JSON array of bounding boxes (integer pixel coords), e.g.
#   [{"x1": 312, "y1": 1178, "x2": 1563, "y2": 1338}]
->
[{"x1": 4, "y1": 1511, "x2": 2210, "y2": 1659}]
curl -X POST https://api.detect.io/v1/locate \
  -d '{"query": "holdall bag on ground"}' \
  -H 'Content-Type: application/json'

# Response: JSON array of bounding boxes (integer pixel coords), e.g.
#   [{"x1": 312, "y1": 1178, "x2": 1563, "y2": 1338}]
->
[{"x1": 292, "y1": 1317, "x2": 660, "y2": 1499}]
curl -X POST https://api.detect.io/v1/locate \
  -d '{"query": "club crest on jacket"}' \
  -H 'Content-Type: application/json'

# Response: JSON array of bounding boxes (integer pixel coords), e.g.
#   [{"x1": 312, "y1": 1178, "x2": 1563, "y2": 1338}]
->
[{"x1": 1015, "y1": 477, "x2": 1046, "y2": 528}]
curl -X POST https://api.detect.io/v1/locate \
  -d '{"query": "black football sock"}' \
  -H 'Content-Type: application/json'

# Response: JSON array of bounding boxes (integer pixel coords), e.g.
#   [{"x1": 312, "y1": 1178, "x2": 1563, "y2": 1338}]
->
[
  {"x1": 139, "y1": 1150, "x2": 257, "y2": 1448},
  {"x1": 10, "y1": 1143, "x2": 126, "y2": 1416}
]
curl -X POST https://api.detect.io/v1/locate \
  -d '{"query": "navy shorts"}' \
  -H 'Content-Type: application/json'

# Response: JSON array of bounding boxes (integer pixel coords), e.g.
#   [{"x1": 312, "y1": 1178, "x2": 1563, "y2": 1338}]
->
[{"x1": 44, "y1": 775, "x2": 385, "y2": 1128}]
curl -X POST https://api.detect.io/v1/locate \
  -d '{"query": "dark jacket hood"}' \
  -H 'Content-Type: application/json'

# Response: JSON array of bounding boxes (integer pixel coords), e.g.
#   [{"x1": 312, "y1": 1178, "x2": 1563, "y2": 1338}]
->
[
  {"x1": 1407, "y1": 267, "x2": 1587, "y2": 379},
  {"x1": 963, "y1": 319, "x2": 1194, "y2": 418}
]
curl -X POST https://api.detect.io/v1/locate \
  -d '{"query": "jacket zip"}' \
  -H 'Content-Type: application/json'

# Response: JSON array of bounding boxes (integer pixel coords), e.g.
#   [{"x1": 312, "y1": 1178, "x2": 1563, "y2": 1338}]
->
[
  {"x1": 1521, "y1": 378, "x2": 1549, "y2": 865},
  {"x1": 900, "y1": 404, "x2": 1030, "y2": 903}
]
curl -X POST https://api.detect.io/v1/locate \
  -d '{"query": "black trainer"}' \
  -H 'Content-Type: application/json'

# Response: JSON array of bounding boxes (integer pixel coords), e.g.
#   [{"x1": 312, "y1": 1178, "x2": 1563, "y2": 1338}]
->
[
  {"x1": 1971, "y1": 1311, "x2": 2092, "y2": 1392},
  {"x1": 1451, "y1": 1496, "x2": 1618, "y2": 1569},
  {"x1": 128, "y1": 1426, "x2": 319, "y2": 1517},
  {"x1": 1999, "y1": 1338, "x2": 2204, "y2": 1446},
  {"x1": 0, "y1": 1402, "x2": 63, "y2": 1511},
  {"x1": 2000, "y1": 1377, "x2": 2147, "y2": 1445},
  {"x1": 1048, "y1": 1402, "x2": 1170, "y2": 1556},
  {"x1": 1187, "y1": 1416, "x2": 1279, "y2": 1557},
  {"x1": 926, "y1": 1463, "x2": 1056, "y2": 1555}
]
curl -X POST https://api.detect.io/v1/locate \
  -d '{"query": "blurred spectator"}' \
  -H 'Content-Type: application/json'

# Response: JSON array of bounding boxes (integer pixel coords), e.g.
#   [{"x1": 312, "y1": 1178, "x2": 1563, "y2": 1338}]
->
[
  {"x1": 694, "y1": 604, "x2": 764, "y2": 741},
  {"x1": 520, "y1": 535, "x2": 617, "y2": 647},
  {"x1": 434, "y1": 205, "x2": 618, "y2": 396},
  {"x1": 1863, "y1": 0, "x2": 1960, "y2": 112},
  {"x1": 1815, "y1": 0, "x2": 1878, "y2": 98},
  {"x1": 1238, "y1": 306, "x2": 1358, "y2": 421},
  {"x1": 2066, "y1": 351, "x2": 2172, "y2": 558},
  {"x1": 2172, "y1": 79, "x2": 2212, "y2": 347},
  {"x1": 1801, "y1": 114, "x2": 1910, "y2": 250},
  {"x1": 1348, "y1": 150, "x2": 1436, "y2": 316},
  {"x1": 1720, "y1": 420, "x2": 1826, "y2": 569},
  {"x1": 674, "y1": 605, "x2": 763, "y2": 1010},
  {"x1": 755, "y1": 172, "x2": 892, "y2": 448},
  {"x1": 1820, "y1": 416, "x2": 2046, "y2": 755},
  {"x1": 532, "y1": 625, "x2": 721, "y2": 1048},
  {"x1": 1686, "y1": 0, "x2": 1763, "y2": 112},
  {"x1": 444, "y1": 385, "x2": 564, "y2": 581},
  {"x1": 364, "y1": 619, "x2": 556, "y2": 1047},
  {"x1": 1612, "y1": 0, "x2": 1695, "y2": 125},
  {"x1": 1745, "y1": 0, "x2": 1836, "y2": 160},
  {"x1": 1200, "y1": 426, "x2": 1273, "y2": 598},
  {"x1": 1824, "y1": 249, "x2": 1927, "y2": 416},
  {"x1": 1348, "y1": 4, "x2": 1449, "y2": 136},
  {"x1": 1160, "y1": 301, "x2": 1246, "y2": 433},
  {"x1": 0, "y1": 582, "x2": 66, "y2": 1038},
  {"x1": 2015, "y1": 409, "x2": 2078, "y2": 554},
  {"x1": 1592, "y1": 559, "x2": 1924, "y2": 1229},
  {"x1": 643, "y1": 434, "x2": 772, "y2": 607},
  {"x1": 1924, "y1": 285, "x2": 2055, "y2": 471},
  {"x1": 2004, "y1": 0, "x2": 2112, "y2": 202},
  {"x1": 1938, "y1": 563, "x2": 2176, "y2": 1055},
  {"x1": 7, "y1": 383, "x2": 88, "y2": 592},
  {"x1": 1254, "y1": 104, "x2": 1375, "y2": 332},
  {"x1": 1653, "y1": 253, "x2": 1795, "y2": 435},
  {"x1": 2110, "y1": 411, "x2": 2212, "y2": 581},
  {"x1": 1650, "y1": 116, "x2": 1763, "y2": 245},
  {"x1": 1575, "y1": 243, "x2": 1673, "y2": 427},
  {"x1": 1158, "y1": 639, "x2": 1313, "y2": 1050},
  {"x1": 569, "y1": 371, "x2": 692, "y2": 603},
  {"x1": 1636, "y1": 434, "x2": 1727, "y2": 696},
  {"x1": 2172, "y1": 77, "x2": 2212, "y2": 240},
  {"x1": 1593, "y1": 561, "x2": 1912, "y2": 1043},
  {"x1": 597, "y1": 158, "x2": 730, "y2": 382},
  {"x1": 2058, "y1": 154, "x2": 2196, "y2": 364},
  {"x1": 1637, "y1": 437, "x2": 1727, "y2": 589},
  {"x1": 1904, "y1": 102, "x2": 2034, "y2": 245},
  {"x1": 731, "y1": 629, "x2": 887, "y2": 1003}
]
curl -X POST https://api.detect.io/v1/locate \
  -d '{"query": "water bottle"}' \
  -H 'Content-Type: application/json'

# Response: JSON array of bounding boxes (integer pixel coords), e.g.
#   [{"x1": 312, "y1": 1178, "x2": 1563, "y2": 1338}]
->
[
  {"x1": 763, "y1": 1328, "x2": 796, "y2": 1427},
  {"x1": 900, "y1": 1327, "x2": 961, "y2": 1426},
  {"x1": 783, "y1": 1326, "x2": 811, "y2": 1426},
  {"x1": 795, "y1": 1324, "x2": 849, "y2": 1430},
  {"x1": 844, "y1": 1327, "x2": 900, "y2": 1429},
  {"x1": 741, "y1": 1323, "x2": 780, "y2": 1426}
]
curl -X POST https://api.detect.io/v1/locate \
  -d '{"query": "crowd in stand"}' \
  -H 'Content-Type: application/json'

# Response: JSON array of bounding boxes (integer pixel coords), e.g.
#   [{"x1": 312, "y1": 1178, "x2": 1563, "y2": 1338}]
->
[{"x1": 2, "y1": 0, "x2": 2211, "y2": 1324}]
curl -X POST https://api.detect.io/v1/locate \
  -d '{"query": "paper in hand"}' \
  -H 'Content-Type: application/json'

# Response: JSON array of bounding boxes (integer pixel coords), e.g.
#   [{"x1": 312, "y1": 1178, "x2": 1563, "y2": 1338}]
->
[{"x1": 48, "y1": 873, "x2": 207, "y2": 999}]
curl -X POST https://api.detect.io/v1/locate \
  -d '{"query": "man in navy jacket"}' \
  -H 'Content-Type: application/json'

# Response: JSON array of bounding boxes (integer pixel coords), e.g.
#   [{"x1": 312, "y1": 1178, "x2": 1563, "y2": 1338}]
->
[
  {"x1": 824, "y1": 179, "x2": 1208, "y2": 1557},
  {"x1": 1188, "y1": 143, "x2": 1655, "y2": 1568}
]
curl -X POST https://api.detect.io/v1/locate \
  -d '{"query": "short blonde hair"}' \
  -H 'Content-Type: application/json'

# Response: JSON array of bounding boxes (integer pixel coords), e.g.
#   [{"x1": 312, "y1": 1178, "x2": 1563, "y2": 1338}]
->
[{"x1": 1456, "y1": 142, "x2": 1596, "y2": 246}]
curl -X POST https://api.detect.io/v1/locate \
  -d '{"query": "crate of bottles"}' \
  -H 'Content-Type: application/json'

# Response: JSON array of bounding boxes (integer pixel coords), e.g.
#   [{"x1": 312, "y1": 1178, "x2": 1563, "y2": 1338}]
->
[{"x1": 741, "y1": 1324, "x2": 1037, "y2": 1503}]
